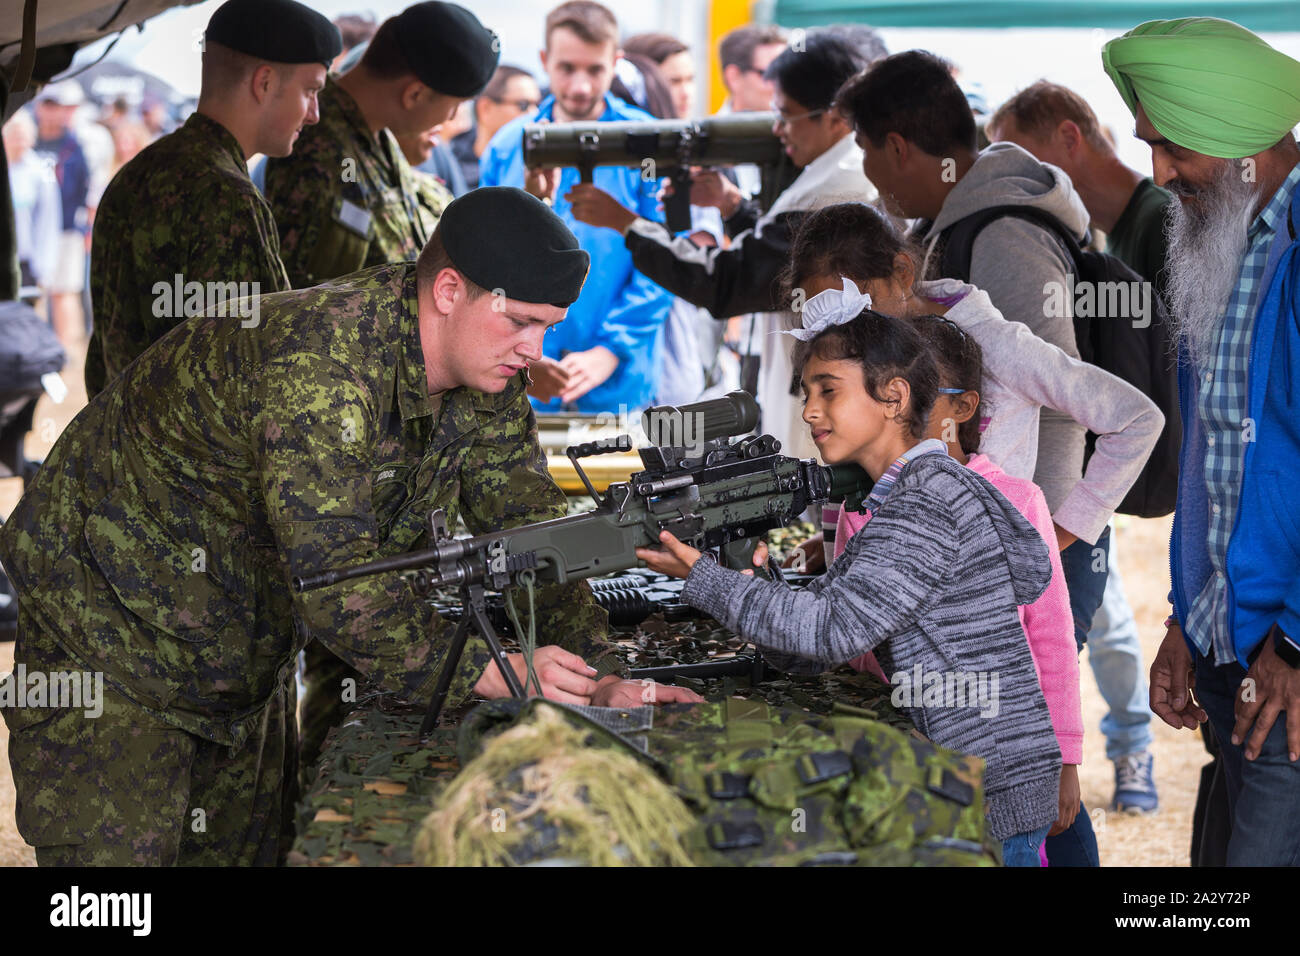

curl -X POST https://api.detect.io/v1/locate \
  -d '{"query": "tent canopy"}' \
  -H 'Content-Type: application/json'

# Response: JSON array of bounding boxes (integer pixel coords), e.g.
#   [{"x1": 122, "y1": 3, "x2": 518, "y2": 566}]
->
[{"x1": 773, "y1": 1, "x2": 1300, "y2": 31}]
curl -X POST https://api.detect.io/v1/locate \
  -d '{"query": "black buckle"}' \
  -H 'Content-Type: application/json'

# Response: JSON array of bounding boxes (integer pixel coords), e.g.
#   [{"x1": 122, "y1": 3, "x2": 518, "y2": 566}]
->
[
  {"x1": 706, "y1": 771, "x2": 751, "y2": 800},
  {"x1": 796, "y1": 749, "x2": 852, "y2": 785},
  {"x1": 707, "y1": 820, "x2": 765, "y2": 851},
  {"x1": 927, "y1": 768, "x2": 974, "y2": 806}
]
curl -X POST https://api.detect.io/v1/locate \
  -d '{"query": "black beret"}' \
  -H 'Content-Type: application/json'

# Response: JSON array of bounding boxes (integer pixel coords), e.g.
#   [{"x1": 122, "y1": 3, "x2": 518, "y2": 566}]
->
[
  {"x1": 439, "y1": 188, "x2": 589, "y2": 308},
  {"x1": 206, "y1": 0, "x2": 341, "y2": 67},
  {"x1": 394, "y1": 2, "x2": 500, "y2": 98}
]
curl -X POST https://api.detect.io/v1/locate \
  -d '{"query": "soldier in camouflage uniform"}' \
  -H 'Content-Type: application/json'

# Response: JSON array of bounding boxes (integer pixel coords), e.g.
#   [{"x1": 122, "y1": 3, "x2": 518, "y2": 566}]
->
[
  {"x1": 84, "y1": 0, "x2": 341, "y2": 399},
  {"x1": 265, "y1": 2, "x2": 498, "y2": 287},
  {"x1": 265, "y1": 3, "x2": 502, "y2": 772},
  {"x1": 0, "y1": 188, "x2": 690, "y2": 866}
]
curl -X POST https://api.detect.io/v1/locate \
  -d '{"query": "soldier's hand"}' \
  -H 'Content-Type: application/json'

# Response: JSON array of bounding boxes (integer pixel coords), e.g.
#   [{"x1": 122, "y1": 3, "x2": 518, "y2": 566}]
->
[
  {"x1": 475, "y1": 646, "x2": 599, "y2": 704},
  {"x1": 591, "y1": 678, "x2": 704, "y2": 708},
  {"x1": 1150, "y1": 623, "x2": 1206, "y2": 730},
  {"x1": 526, "y1": 356, "x2": 570, "y2": 403},
  {"x1": 557, "y1": 346, "x2": 618, "y2": 403}
]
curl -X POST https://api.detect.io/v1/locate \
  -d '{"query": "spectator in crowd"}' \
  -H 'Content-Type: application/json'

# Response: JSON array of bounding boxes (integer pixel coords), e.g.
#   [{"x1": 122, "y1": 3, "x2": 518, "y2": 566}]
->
[
  {"x1": 331, "y1": 11, "x2": 378, "y2": 71},
  {"x1": 718, "y1": 24, "x2": 788, "y2": 116},
  {"x1": 987, "y1": 80, "x2": 1171, "y2": 819},
  {"x1": 392, "y1": 122, "x2": 458, "y2": 233},
  {"x1": 449, "y1": 65, "x2": 542, "y2": 190},
  {"x1": 33, "y1": 81, "x2": 91, "y2": 346},
  {"x1": 1104, "y1": 16, "x2": 1300, "y2": 868},
  {"x1": 4, "y1": 109, "x2": 62, "y2": 305},
  {"x1": 479, "y1": 0, "x2": 672, "y2": 413},
  {"x1": 623, "y1": 33, "x2": 694, "y2": 120},
  {"x1": 417, "y1": 98, "x2": 473, "y2": 196},
  {"x1": 612, "y1": 38, "x2": 725, "y2": 405},
  {"x1": 837, "y1": 51, "x2": 1109, "y2": 865},
  {"x1": 566, "y1": 30, "x2": 877, "y2": 457}
]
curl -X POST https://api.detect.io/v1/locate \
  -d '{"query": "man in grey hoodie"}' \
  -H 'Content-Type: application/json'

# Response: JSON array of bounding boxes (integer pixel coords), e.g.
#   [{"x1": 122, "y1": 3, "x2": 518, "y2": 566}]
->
[{"x1": 835, "y1": 50, "x2": 1104, "y2": 866}]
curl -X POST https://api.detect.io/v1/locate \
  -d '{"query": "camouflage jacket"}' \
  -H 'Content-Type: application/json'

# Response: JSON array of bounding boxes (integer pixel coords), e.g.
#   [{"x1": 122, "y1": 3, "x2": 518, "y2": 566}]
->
[
  {"x1": 0, "y1": 263, "x2": 619, "y2": 748},
  {"x1": 85, "y1": 112, "x2": 290, "y2": 399},
  {"x1": 264, "y1": 79, "x2": 428, "y2": 287},
  {"x1": 411, "y1": 169, "x2": 453, "y2": 238}
]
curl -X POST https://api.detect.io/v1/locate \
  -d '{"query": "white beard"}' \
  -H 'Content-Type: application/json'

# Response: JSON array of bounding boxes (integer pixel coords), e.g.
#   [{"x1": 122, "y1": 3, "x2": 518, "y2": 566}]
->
[{"x1": 1163, "y1": 161, "x2": 1260, "y2": 368}]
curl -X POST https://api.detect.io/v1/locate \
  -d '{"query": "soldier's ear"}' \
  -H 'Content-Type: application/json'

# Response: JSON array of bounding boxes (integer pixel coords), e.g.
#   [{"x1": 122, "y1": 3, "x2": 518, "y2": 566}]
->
[{"x1": 249, "y1": 63, "x2": 277, "y2": 104}]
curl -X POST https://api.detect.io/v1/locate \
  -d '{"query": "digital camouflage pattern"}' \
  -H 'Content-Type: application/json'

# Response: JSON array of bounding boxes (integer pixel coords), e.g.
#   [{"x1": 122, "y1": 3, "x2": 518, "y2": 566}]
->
[
  {"x1": 411, "y1": 169, "x2": 454, "y2": 239},
  {"x1": 85, "y1": 112, "x2": 290, "y2": 398},
  {"x1": 4, "y1": 608, "x2": 298, "y2": 865},
  {"x1": 265, "y1": 79, "x2": 429, "y2": 287},
  {"x1": 0, "y1": 260, "x2": 619, "y2": 863}
]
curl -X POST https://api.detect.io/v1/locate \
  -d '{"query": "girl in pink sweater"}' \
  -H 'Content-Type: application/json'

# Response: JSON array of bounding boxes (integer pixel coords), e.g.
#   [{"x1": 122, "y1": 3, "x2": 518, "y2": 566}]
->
[{"x1": 827, "y1": 305, "x2": 1083, "y2": 844}]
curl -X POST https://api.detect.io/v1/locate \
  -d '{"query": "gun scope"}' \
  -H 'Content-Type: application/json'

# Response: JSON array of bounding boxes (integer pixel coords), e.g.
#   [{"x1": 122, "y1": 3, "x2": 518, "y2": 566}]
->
[{"x1": 641, "y1": 391, "x2": 760, "y2": 446}]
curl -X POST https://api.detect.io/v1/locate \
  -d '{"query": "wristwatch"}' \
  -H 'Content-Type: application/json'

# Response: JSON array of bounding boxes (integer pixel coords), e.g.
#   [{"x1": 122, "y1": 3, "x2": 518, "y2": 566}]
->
[{"x1": 1272, "y1": 624, "x2": 1300, "y2": 669}]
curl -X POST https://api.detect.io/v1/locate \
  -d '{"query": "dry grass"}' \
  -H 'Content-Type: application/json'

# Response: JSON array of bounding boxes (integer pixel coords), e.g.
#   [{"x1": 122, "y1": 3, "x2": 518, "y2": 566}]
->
[{"x1": 0, "y1": 337, "x2": 1207, "y2": 867}]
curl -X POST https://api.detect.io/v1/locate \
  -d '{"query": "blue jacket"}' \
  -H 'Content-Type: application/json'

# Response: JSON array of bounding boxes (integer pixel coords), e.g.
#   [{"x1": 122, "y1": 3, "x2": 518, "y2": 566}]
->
[
  {"x1": 479, "y1": 93, "x2": 672, "y2": 413},
  {"x1": 1171, "y1": 183, "x2": 1300, "y2": 665}
]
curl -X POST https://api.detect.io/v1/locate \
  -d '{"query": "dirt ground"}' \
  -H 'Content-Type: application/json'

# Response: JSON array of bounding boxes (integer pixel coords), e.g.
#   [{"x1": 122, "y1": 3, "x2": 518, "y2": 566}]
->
[{"x1": 0, "y1": 336, "x2": 1208, "y2": 867}]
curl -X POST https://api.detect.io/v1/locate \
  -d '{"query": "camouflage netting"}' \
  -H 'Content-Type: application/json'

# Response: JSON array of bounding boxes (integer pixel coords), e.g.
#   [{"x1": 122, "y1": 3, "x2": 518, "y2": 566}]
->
[{"x1": 414, "y1": 704, "x2": 697, "y2": 867}]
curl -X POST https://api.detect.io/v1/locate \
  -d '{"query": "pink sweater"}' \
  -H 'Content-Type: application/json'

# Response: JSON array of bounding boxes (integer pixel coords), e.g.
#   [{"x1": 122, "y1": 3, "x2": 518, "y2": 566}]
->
[{"x1": 833, "y1": 453, "x2": 1083, "y2": 764}]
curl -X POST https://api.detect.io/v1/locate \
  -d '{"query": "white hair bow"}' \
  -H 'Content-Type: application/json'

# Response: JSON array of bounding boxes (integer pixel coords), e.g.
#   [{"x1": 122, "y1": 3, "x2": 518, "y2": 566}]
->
[{"x1": 782, "y1": 276, "x2": 872, "y2": 341}]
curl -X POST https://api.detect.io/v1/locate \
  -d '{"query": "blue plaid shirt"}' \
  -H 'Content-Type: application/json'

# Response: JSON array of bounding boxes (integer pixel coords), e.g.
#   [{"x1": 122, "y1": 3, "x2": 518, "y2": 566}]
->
[{"x1": 1185, "y1": 163, "x2": 1300, "y2": 663}]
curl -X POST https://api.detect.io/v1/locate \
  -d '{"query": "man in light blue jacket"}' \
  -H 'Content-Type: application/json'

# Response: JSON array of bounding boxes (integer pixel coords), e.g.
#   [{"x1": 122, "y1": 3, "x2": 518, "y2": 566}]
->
[
  {"x1": 479, "y1": 1, "x2": 671, "y2": 414},
  {"x1": 1105, "y1": 17, "x2": 1300, "y2": 866}
]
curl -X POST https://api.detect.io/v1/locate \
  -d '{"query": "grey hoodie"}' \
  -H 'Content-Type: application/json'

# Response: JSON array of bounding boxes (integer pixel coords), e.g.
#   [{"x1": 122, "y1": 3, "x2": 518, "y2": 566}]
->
[
  {"x1": 917, "y1": 142, "x2": 1093, "y2": 515},
  {"x1": 683, "y1": 450, "x2": 1061, "y2": 841}
]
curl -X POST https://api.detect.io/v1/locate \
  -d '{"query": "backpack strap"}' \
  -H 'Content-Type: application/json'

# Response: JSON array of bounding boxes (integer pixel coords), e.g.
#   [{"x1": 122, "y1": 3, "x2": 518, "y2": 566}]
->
[{"x1": 937, "y1": 204, "x2": 1086, "y2": 282}]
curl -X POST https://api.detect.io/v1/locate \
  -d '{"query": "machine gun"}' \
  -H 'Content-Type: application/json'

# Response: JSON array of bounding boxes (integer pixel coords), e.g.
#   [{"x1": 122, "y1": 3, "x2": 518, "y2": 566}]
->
[
  {"x1": 294, "y1": 392, "x2": 871, "y2": 732},
  {"x1": 522, "y1": 113, "x2": 790, "y2": 233}
]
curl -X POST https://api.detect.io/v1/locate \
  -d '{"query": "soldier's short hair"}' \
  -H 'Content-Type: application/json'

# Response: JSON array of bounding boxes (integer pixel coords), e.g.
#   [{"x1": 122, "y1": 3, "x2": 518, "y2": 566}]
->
[
  {"x1": 988, "y1": 80, "x2": 1110, "y2": 151},
  {"x1": 201, "y1": 40, "x2": 269, "y2": 91},
  {"x1": 417, "y1": 227, "x2": 489, "y2": 300},
  {"x1": 545, "y1": 1, "x2": 618, "y2": 51}
]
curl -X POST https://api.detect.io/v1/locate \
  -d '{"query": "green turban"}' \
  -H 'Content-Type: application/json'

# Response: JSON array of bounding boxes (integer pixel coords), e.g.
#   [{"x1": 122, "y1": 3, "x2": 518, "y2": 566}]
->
[{"x1": 1102, "y1": 17, "x2": 1300, "y2": 158}]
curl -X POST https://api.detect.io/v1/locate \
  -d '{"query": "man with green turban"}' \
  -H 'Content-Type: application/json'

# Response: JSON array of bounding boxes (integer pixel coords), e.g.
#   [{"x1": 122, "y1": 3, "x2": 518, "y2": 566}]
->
[{"x1": 1105, "y1": 18, "x2": 1300, "y2": 866}]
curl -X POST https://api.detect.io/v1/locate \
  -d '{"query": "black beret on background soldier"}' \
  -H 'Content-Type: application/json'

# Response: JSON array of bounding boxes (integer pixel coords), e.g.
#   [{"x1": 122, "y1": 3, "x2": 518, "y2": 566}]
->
[
  {"x1": 0, "y1": 188, "x2": 695, "y2": 866},
  {"x1": 84, "y1": 0, "x2": 340, "y2": 399},
  {"x1": 264, "y1": 1, "x2": 501, "y2": 289}
]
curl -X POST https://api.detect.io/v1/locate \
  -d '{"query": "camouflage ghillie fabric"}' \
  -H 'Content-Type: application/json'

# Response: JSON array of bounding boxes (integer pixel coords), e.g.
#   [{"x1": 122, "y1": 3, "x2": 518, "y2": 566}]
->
[
  {"x1": 265, "y1": 79, "x2": 429, "y2": 287},
  {"x1": 0, "y1": 261, "x2": 617, "y2": 864},
  {"x1": 416, "y1": 703, "x2": 697, "y2": 866},
  {"x1": 86, "y1": 112, "x2": 290, "y2": 398}
]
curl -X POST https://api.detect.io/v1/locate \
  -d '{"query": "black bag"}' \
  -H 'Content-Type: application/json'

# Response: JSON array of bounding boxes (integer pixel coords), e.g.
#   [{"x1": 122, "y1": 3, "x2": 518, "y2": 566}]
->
[
  {"x1": 937, "y1": 205, "x2": 1180, "y2": 518},
  {"x1": 0, "y1": 299, "x2": 66, "y2": 393}
]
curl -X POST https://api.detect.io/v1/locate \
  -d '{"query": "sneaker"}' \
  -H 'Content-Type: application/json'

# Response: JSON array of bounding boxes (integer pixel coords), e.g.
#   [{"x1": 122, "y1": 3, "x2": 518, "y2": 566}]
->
[{"x1": 1113, "y1": 751, "x2": 1159, "y2": 813}]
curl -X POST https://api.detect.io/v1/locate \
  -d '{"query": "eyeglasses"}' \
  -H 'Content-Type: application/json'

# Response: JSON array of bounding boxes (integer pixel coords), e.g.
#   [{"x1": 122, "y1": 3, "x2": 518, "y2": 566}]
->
[
  {"x1": 772, "y1": 107, "x2": 825, "y2": 129},
  {"x1": 490, "y1": 97, "x2": 541, "y2": 112},
  {"x1": 937, "y1": 387, "x2": 969, "y2": 395}
]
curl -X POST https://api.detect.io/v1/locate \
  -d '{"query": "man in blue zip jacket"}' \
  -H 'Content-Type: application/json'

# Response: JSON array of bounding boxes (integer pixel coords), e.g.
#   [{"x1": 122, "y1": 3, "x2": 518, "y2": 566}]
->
[
  {"x1": 1105, "y1": 17, "x2": 1300, "y2": 865},
  {"x1": 479, "y1": 0, "x2": 671, "y2": 414}
]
